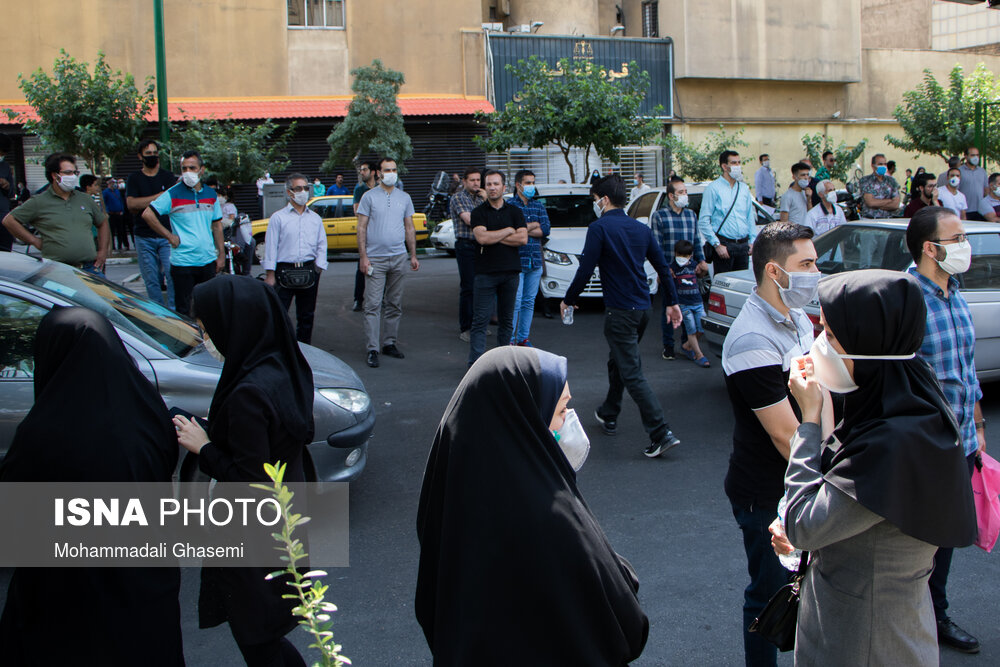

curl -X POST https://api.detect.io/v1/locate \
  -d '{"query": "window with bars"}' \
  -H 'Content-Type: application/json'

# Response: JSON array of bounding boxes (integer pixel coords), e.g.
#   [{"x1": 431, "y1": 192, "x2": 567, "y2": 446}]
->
[
  {"x1": 288, "y1": 0, "x2": 345, "y2": 28},
  {"x1": 641, "y1": 1, "x2": 658, "y2": 38}
]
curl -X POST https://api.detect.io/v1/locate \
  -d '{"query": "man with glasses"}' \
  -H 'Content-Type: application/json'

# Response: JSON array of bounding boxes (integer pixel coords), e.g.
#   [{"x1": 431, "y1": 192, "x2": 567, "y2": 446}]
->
[
  {"x1": 126, "y1": 139, "x2": 177, "y2": 308},
  {"x1": 906, "y1": 207, "x2": 985, "y2": 655},
  {"x1": 263, "y1": 173, "x2": 328, "y2": 344},
  {"x1": 142, "y1": 150, "x2": 223, "y2": 316},
  {"x1": 2, "y1": 153, "x2": 109, "y2": 276}
]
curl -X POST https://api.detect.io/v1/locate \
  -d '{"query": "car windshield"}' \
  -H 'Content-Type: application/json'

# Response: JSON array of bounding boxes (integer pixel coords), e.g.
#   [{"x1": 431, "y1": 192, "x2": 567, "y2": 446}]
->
[
  {"x1": 812, "y1": 225, "x2": 912, "y2": 274},
  {"x1": 534, "y1": 194, "x2": 597, "y2": 228},
  {"x1": 22, "y1": 262, "x2": 200, "y2": 356}
]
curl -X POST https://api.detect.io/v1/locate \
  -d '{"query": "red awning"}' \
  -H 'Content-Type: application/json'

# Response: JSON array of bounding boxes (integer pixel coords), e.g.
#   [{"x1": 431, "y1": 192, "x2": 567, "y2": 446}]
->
[{"x1": 1, "y1": 96, "x2": 494, "y2": 124}]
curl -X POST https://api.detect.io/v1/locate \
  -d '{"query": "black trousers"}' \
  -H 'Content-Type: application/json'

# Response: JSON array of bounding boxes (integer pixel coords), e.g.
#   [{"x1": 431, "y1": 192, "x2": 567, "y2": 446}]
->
[
  {"x1": 235, "y1": 635, "x2": 305, "y2": 667},
  {"x1": 170, "y1": 262, "x2": 217, "y2": 316},
  {"x1": 108, "y1": 212, "x2": 129, "y2": 250},
  {"x1": 354, "y1": 265, "x2": 365, "y2": 304},
  {"x1": 712, "y1": 240, "x2": 750, "y2": 274},
  {"x1": 277, "y1": 276, "x2": 320, "y2": 344},
  {"x1": 929, "y1": 452, "x2": 978, "y2": 620},
  {"x1": 455, "y1": 238, "x2": 476, "y2": 332},
  {"x1": 597, "y1": 308, "x2": 669, "y2": 443}
]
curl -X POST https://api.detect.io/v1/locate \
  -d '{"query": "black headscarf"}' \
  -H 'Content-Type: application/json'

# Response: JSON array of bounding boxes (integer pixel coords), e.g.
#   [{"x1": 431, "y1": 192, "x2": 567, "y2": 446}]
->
[
  {"x1": 0, "y1": 306, "x2": 177, "y2": 482},
  {"x1": 192, "y1": 275, "x2": 314, "y2": 445},
  {"x1": 818, "y1": 270, "x2": 977, "y2": 548},
  {"x1": 415, "y1": 347, "x2": 648, "y2": 666}
]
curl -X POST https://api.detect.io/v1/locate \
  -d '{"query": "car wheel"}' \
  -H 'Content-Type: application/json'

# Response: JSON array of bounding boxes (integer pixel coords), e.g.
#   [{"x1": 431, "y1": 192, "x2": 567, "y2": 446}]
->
[
  {"x1": 253, "y1": 234, "x2": 266, "y2": 265},
  {"x1": 446, "y1": 249, "x2": 456, "y2": 257}
]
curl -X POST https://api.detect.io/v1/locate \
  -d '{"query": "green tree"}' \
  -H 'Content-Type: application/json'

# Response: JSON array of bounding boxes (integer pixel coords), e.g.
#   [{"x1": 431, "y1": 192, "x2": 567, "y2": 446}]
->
[
  {"x1": 166, "y1": 117, "x2": 297, "y2": 185},
  {"x1": 658, "y1": 126, "x2": 749, "y2": 182},
  {"x1": 475, "y1": 57, "x2": 662, "y2": 183},
  {"x1": 3, "y1": 49, "x2": 154, "y2": 175},
  {"x1": 800, "y1": 133, "x2": 868, "y2": 183},
  {"x1": 886, "y1": 63, "x2": 1000, "y2": 162},
  {"x1": 323, "y1": 60, "x2": 412, "y2": 172}
]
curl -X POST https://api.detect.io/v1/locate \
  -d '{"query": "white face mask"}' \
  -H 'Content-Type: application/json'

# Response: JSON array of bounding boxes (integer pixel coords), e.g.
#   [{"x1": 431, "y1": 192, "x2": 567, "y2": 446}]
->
[
  {"x1": 729, "y1": 164, "x2": 743, "y2": 181},
  {"x1": 993, "y1": 186, "x2": 1000, "y2": 198},
  {"x1": 771, "y1": 263, "x2": 820, "y2": 310},
  {"x1": 291, "y1": 190, "x2": 309, "y2": 206},
  {"x1": 826, "y1": 191, "x2": 838, "y2": 204},
  {"x1": 948, "y1": 176, "x2": 960, "y2": 188},
  {"x1": 762, "y1": 160, "x2": 770, "y2": 169},
  {"x1": 932, "y1": 240, "x2": 972, "y2": 275},
  {"x1": 181, "y1": 171, "x2": 200, "y2": 188},
  {"x1": 807, "y1": 330, "x2": 916, "y2": 394},
  {"x1": 203, "y1": 336, "x2": 225, "y2": 363},
  {"x1": 674, "y1": 194, "x2": 689, "y2": 208},
  {"x1": 969, "y1": 156, "x2": 980, "y2": 167},
  {"x1": 675, "y1": 254, "x2": 691, "y2": 266},
  {"x1": 797, "y1": 178, "x2": 810, "y2": 189},
  {"x1": 381, "y1": 172, "x2": 398, "y2": 187},
  {"x1": 58, "y1": 174, "x2": 79, "y2": 191},
  {"x1": 553, "y1": 409, "x2": 590, "y2": 471},
  {"x1": 593, "y1": 197, "x2": 606, "y2": 219}
]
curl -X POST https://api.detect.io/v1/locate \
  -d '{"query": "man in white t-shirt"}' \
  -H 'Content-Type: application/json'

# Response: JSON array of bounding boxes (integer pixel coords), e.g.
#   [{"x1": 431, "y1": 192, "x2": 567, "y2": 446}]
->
[
  {"x1": 938, "y1": 167, "x2": 968, "y2": 220},
  {"x1": 803, "y1": 180, "x2": 846, "y2": 236},
  {"x1": 629, "y1": 173, "x2": 651, "y2": 202},
  {"x1": 255, "y1": 171, "x2": 274, "y2": 217},
  {"x1": 978, "y1": 172, "x2": 1000, "y2": 222}
]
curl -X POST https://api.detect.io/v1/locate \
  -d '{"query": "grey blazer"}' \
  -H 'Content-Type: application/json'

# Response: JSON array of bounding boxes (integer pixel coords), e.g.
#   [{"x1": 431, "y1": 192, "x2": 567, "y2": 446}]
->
[{"x1": 784, "y1": 423, "x2": 939, "y2": 667}]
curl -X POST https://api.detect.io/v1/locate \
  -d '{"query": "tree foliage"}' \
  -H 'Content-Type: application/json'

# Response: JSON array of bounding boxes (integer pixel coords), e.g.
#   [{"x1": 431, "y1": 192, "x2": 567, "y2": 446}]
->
[
  {"x1": 801, "y1": 133, "x2": 868, "y2": 183},
  {"x1": 3, "y1": 49, "x2": 154, "y2": 175},
  {"x1": 475, "y1": 57, "x2": 662, "y2": 183},
  {"x1": 324, "y1": 60, "x2": 412, "y2": 172},
  {"x1": 886, "y1": 64, "x2": 1000, "y2": 162},
  {"x1": 165, "y1": 117, "x2": 297, "y2": 185},
  {"x1": 659, "y1": 126, "x2": 749, "y2": 182}
]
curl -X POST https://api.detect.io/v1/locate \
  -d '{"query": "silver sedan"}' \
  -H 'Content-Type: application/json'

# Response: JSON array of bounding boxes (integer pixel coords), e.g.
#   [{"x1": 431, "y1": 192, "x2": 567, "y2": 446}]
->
[{"x1": 0, "y1": 253, "x2": 373, "y2": 480}]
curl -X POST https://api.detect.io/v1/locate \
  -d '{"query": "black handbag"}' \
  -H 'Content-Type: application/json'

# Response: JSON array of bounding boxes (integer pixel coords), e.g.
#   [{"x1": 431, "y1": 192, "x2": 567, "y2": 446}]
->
[
  {"x1": 276, "y1": 262, "x2": 317, "y2": 290},
  {"x1": 748, "y1": 551, "x2": 809, "y2": 652}
]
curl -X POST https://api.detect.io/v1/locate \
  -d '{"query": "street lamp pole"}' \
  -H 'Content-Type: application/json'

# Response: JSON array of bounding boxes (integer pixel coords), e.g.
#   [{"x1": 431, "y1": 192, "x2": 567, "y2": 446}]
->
[{"x1": 154, "y1": 0, "x2": 169, "y2": 145}]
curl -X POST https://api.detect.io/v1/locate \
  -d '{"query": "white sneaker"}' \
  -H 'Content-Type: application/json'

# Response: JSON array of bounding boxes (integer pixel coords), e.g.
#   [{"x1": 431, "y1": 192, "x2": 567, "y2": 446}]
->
[
  {"x1": 459, "y1": 330, "x2": 470, "y2": 342},
  {"x1": 486, "y1": 327, "x2": 496, "y2": 336}
]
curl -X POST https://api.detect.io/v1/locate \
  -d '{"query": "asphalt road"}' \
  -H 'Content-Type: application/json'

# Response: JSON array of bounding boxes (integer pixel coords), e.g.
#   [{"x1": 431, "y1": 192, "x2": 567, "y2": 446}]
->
[{"x1": 3, "y1": 254, "x2": 998, "y2": 666}]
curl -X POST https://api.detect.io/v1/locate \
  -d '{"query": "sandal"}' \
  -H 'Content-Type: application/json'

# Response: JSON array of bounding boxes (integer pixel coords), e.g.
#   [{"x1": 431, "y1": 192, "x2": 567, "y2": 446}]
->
[
  {"x1": 681, "y1": 348, "x2": 697, "y2": 362},
  {"x1": 695, "y1": 356, "x2": 711, "y2": 368}
]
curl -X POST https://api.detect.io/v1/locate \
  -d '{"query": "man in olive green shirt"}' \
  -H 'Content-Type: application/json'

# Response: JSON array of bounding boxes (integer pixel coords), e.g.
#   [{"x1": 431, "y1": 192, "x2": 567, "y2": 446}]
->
[{"x1": 1, "y1": 153, "x2": 109, "y2": 274}]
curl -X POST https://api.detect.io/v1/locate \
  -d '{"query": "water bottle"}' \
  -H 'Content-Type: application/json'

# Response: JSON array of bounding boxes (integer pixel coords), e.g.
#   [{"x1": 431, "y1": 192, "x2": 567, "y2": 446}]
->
[
  {"x1": 776, "y1": 495, "x2": 803, "y2": 571},
  {"x1": 562, "y1": 306, "x2": 574, "y2": 325}
]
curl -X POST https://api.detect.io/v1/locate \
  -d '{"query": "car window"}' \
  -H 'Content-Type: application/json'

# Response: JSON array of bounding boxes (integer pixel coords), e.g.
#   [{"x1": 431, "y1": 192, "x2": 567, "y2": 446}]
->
[
  {"x1": 310, "y1": 200, "x2": 344, "y2": 218},
  {"x1": 962, "y1": 232, "x2": 1000, "y2": 290},
  {"x1": 20, "y1": 262, "x2": 200, "y2": 357},
  {"x1": 534, "y1": 194, "x2": 597, "y2": 228},
  {"x1": 656, "y1": 192, "x2": 704, "y2": 217},
  {"x1": 812, "y1": 226, "x2": 911, "y2": 274},
  {"x1": 630, "y1": 192, "x2": 659, "y2": 220},
  {"x1": 0, "y1": 294, "x2": 47, "y2": 379}
]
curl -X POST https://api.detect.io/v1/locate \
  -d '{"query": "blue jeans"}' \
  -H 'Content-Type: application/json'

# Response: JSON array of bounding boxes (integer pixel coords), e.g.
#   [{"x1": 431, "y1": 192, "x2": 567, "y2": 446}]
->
[
  {"x1": 468, "y1": 271, "x2": 518, "y2": 366},
  {"x1": 731, "y1": 499, "x2": 789, "y2": 667},
  {"x1": 660, "y1": 288, "x2": 687, "y2": 350},
  {"x1": 135, "y1": 236, "x2": 174, "y2": 309},
  {"x1": 681, "y1": 302, "x2": 705, "y2": 335},
  {"x1": 510, "y1": 265, "x2": 542, "y2": 343},
  {"x1": 79, "y1": 262, "x2": 106, "y2": 278}
]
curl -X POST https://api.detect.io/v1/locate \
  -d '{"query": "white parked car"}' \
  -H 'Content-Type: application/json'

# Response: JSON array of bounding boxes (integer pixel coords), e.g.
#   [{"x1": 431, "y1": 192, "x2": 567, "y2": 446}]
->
[{"x1": 430, "y1": 218, "x2": 456, "y2": 254}]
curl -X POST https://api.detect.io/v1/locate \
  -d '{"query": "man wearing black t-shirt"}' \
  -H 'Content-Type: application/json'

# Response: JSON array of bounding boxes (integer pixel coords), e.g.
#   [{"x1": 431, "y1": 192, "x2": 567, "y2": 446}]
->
[
  {"x1": 126, "y1": 139, "x2": 177, "y2": 308},
  {"x1": 721, "y1": 222, "x2": 827, "y2": 667},
  {"x1": 467, "y1": 169, "x2": 526, "y2": 367}
]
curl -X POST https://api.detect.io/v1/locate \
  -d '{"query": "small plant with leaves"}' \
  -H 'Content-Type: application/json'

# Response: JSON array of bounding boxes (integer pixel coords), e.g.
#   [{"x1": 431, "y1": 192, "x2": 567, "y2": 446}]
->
[
  {"x1": 252, "y1": 462, "x2": 350, "y2": 667},
  {"x1": 659, "y1": 125, "x2": 749, "y2": 182},
  {"x1": 801, "y1": 133, "x2": 868, "y2": 183}
]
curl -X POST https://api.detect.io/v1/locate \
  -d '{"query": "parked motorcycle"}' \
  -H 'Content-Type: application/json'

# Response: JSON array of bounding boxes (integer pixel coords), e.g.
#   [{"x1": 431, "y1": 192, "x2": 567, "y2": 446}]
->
[{"x1": 423, "y1": 171, "x2": 452, "y2": 223}]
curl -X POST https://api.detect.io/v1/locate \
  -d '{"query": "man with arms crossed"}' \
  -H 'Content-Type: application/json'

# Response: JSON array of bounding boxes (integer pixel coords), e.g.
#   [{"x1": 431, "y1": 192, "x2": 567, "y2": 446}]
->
[{"x1": 722, "y1": 222, "x2": 825, "y2": 667}]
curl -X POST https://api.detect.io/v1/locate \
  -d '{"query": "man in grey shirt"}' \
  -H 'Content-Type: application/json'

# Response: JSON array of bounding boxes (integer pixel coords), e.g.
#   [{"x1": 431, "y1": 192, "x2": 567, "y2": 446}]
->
[
  {"x1": 779, "y1": 162, "x2": 812, "y2": 225},
  {"x1": 958, "y1": 146, "x2": 988, "y2": 221},
  {"x1": 357, "y1": 157, "x2": 420, "y2": 368}
]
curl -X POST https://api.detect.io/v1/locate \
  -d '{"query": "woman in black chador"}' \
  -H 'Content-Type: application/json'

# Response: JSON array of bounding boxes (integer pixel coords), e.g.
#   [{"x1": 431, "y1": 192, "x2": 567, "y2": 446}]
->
[
  {"x1": 174, "y1": 275, "x2": 313, "y2": 667},
  {"x1": 416, "y1": 346, "x2": 649, "y2": 666},
  {"x1": 0, "y1": 307, "x2": 184, "y2": 666}
]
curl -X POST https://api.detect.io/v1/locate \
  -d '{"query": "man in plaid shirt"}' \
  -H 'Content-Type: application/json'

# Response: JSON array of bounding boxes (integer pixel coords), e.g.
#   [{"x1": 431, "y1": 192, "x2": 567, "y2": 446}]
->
[
  {"x1": 650, "y1": 180, "x2": 708, "y2": 359},
  {"x1": 449, "y1": 168, "x2": 486, "y2": 341},
  {"x1": 508, "y1": 170, "x2": 551, "y2": 346},
  {"x1": 905, "y1": 206, "x2": 985, "y2": 655}
]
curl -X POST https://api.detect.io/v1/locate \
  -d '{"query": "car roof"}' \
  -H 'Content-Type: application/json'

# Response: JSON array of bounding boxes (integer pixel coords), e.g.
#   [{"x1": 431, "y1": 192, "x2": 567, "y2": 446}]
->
[
  {"x1": 838, "y1": 219, "x2": 1000, "y2": 232},
  {"x1": 641, "y1": 183, "x2": 712, "y2": 195},
  {"x1": 532, "y1": 184, "x2": 594, "y2": 195}
]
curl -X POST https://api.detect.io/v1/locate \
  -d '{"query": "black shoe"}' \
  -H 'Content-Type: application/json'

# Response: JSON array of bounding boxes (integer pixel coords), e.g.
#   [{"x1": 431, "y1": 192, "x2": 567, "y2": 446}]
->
[
  {"x1": 352, "y1": 300, "x2": 363, "y2": 312},
  {"x1": 644, "y1": 432, "x2": 681, "y2": 458},
  {"x1": 594, "y1": 410, "x2": 617, "y2": 436},
  {"x1": 382, "y1": 344, "x2": 405, "y2": 359},
  {"x1": 937, "y1": 618, "x2": 980, "y2": 653},
  {"x1": 366, "y1": 351, "x2": 379, "y2": 368},
  {"x1": 662, "y1": 347, "x2": 675, "y2": 360}
]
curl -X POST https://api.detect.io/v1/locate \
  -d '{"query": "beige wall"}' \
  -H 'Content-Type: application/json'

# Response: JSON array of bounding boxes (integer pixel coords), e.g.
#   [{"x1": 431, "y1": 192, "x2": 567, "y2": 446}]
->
[
  {"x1": 508, "y1": 0, "x2": 600, "y2": 35},
  {"x1": 861, "y1": 0, "x2": 930, "y2": 50},
  {"x1": 287, "y1": 30, "x2": 349, "y2": 96},
  {"x1": 663, "y1": 0, "x2": 862, "y2": 82},
  {"x1": 676, "y1": 79, "x2": 848, "y2": 123}
]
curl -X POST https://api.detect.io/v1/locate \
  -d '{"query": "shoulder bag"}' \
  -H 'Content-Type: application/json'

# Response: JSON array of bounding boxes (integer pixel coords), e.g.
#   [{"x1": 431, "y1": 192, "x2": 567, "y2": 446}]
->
[
  {"x1": 703, "y1": 182, "x2": 740, "y2": 263},
  {"x1": 748, "y1": 550, "x2": 809, "y2": 652}
]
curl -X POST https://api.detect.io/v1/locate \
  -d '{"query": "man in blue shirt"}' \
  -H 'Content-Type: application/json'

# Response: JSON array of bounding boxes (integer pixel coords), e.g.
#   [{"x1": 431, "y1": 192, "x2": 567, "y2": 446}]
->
[
  {"x1": 560, "y1": 174, "x2": 683, "y2": 458},
  {"x1": 698, "y1": 150, "x2": 758, "y2": 274},
  {"x1": 142, "y1": 150, "x2": 223, "y2": 316},
  {"x1": 102, "y1": 178, "x2": 128, "y2": 251},
  {"x1": 326, "y1": 173, "x2": 350, "y2": 196},
  {"x1": 905, "y1": 206, "x2": 985, "y2": 655},
  {"x1": 508, "y1": 169, "x2": 550, "y2": 346},
  {"x1": 754, "y1": 154, "x2": 775, "y2": 207}
]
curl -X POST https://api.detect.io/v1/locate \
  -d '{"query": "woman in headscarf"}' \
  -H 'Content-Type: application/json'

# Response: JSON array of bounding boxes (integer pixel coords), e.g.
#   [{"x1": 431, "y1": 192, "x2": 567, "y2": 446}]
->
[
  {"x1": 772, "y1": 270, "x2": 976, "y2": 666},
  {"x1": 415, "y1": 346, "x2": 648, "y2": 666},
  {"x1": 173, "y1": 275, "x2": 314, "y2": 667},
  {"x1": 0, "y1": 307, "x2": 184, "y2": 666}
]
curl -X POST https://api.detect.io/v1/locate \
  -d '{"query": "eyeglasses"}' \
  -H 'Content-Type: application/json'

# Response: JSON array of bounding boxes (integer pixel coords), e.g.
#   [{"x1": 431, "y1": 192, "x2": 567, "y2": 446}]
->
[
  {"x1": 931, "y1": 234, "x2": 968, "y2": 244},
  {"x1": 288, "y1": 186, "x2": 310, "y2": 193},
  {"x1": 59, "y1": 169, "x2": 81, "y2": 176}
]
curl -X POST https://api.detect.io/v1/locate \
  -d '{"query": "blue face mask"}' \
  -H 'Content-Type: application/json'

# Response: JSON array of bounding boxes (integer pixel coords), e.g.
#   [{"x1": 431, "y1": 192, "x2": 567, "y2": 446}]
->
[
  {"x1": 523, "y1": 185, "x2": 536, "y2": 198},
  {"x1": 876, "y1": 165, "x2": 887, "y2": 176}
]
